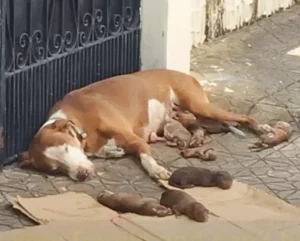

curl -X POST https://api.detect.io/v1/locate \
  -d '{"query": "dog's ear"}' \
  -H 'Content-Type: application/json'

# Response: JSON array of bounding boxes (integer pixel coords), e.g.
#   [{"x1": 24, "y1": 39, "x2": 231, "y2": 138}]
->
[
  {"x1": 173, "y1": 114, "x2": 179, "y2": 120},
  {"x1": 17, "y1": 151, "x2": 32, "y2": 168},
  {"x1": 51, "y1": 119, "x2": 71, "y2": 132}
]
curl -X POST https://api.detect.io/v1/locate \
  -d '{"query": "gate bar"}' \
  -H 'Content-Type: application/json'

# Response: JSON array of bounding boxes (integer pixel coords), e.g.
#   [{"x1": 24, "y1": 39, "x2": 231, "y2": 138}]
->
[{"x1": 0, "y1": 0, "x2": 6, "y2": 168}]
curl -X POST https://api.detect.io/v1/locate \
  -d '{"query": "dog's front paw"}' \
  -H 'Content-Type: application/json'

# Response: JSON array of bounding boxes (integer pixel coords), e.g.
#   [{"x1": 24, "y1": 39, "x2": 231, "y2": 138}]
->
[
  {"x1": 151, "y1": 166, "x2": 171, "y2": 180},
  {"x1": 106, "y1": 147, "x2": 126, "y2": 158}
]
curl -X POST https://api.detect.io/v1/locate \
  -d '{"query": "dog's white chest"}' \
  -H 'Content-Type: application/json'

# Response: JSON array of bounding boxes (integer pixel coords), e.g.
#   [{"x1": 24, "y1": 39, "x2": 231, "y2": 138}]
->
[{"x1": 144, "y1": 99, "x2": 167, "y2": 138}]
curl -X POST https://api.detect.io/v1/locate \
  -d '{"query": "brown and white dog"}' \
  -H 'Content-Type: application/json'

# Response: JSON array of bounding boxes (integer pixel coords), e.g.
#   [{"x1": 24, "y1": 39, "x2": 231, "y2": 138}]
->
[{"x1": 17, "y1": 69, "x2": 257, "y2": 181}]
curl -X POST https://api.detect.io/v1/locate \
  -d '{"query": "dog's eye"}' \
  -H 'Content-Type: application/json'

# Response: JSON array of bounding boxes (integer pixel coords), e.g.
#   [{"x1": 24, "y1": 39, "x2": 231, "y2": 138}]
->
[
  {"x1": 64, "y1": 145, "x2": 69, "y2": 152},
  {"x1": 178, "y1": 141, "x2": 185, "y2": 147}
]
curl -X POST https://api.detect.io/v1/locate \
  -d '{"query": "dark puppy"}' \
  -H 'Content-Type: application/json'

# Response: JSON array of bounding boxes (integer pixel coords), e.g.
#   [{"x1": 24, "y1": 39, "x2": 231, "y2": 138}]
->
[
  {"x1": 97, "y1": 190, "x2": 172, "y2": 217},
  {"x1": 168, "y1": 166, "x2": 233, "y2": 190},
  {"x1": 160, "y1": 189, "x2": 208, "y2": 222}
]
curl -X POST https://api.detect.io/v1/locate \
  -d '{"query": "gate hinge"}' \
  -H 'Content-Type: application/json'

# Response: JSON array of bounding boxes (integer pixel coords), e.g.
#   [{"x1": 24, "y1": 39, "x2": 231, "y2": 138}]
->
[{"x1": 0, "y1": 127, "x2": 4, "y2": 149}]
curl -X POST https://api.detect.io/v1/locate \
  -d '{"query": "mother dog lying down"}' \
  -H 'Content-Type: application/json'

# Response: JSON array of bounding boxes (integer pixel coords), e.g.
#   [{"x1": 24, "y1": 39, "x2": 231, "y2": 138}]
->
[{"x1": 17, "y1": 69, "x2": 257, "y2": 181}]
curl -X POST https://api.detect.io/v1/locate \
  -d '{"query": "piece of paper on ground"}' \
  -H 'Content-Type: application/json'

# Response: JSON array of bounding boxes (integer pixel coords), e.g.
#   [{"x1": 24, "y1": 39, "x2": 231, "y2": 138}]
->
[
  {"x1": 0, "y1": 219, "x2": 145, "y2": 241},
  {"x1": 8, "y1": 191, "x2": 118, "y2": 224}
]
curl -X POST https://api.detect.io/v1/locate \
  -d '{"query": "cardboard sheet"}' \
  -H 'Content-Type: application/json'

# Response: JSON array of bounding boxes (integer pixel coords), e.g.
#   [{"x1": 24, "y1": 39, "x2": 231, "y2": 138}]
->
[
  {"x1": 3, "y1": 180, "x2": 300, "y2": 240},
  {"x1": 0, "y1": 219, "x2": 145, "y2": 241},
  {"x1": 8, "y1": 191, "x2": 118, "y2": 224},
  {"x1": 158, "y1": 179, "x2": 300, "y2": 218}
]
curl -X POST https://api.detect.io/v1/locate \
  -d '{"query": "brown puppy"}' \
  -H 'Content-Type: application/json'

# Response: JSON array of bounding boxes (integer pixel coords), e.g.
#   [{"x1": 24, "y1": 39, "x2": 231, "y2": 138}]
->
[
  {"x1": 160, "y1": 189, "x2": 208, "y2": 222},
  {"x1": 174, "y1": 110, "x2": 226, "y2": 134},
  {"x1": 97, "y1": 190, "x2": 172, "y2": 217},
  {"x1": 189, "y1": 128, "x2": 206, "y2": 148},
  {"x1": 167, "y1": 109, "x2": 209, "y2": 147},
  {"x1": 180, "y1": 147, "x2": 217, "y2": 161},
  {"x1": 163, "y1": 119, "x2": 192, "y2": 149},
  {"x1": 172, "y1": 108, "x2": 246, "y2": 137},
  {"x1": 148, "y1": 116, "x2": 193, "y2": 149},
  {"x1": 168, "y1": 166, "x2": 233, "y2": 190},
  {"x1": 249, "y1": 121, "x2": 293, "y2": 151}
]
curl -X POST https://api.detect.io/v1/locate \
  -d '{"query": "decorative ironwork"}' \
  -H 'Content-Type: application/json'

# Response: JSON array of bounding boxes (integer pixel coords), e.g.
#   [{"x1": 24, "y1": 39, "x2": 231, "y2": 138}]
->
[
  {"x1": 5, "y1": 0, "x2": 141, "y2": 72},
  {"x1": 0, "y1": 0, "x2": 141, "y2": 164}
]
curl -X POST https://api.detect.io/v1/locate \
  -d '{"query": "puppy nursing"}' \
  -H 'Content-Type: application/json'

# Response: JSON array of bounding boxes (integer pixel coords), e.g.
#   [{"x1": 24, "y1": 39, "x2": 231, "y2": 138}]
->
[
  {"x1": 163, "y1": 107, "x2": 249, "y2": 161},
  {"x1": 154, "y1": 118, "x2": 192, "y2": 150},
  {"x1": 149, "y1": 109, "x2": 219, "y2": 161}
]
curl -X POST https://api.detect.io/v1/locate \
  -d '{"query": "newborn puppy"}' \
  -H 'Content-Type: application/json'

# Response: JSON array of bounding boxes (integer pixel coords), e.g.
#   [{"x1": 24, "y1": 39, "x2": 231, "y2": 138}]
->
[
  {"x1": 249, "y1": 121, "x2": 293, "y2": 151},
  {"x1": 160, "y1": 189, "x2": 208, "y2": 222},
  {"x1": 189, "y1": 128, "x2": 206, "y2": 148},
  {"x1": 163, "y1": 119, "x2": 192, "y2": 149},
  {"x1": 168, "y1": 166, "x2": 233, "y2": 190},
  {"x1": 180, "y1": 147, "x2": 217, "y2": 161},
  {"x1": 170, "y1": 111, "x2": 206, "y2": 147},
  {"x1": 148, "y1": 115, "x2": 192, "y2": 149},
  {"x1": 97, "y1": 190, "x2": 172, "y2": 217},
  {"x1": 173, "y1": 108, "x2": 245, "y2": 137}
]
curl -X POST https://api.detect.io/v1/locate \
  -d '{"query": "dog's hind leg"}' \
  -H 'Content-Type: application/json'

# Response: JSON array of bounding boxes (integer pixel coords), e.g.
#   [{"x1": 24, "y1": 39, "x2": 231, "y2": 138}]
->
[
  {"x1": 180, "y1": 95, "x2": 257, "y2": 128},
  {"x1": 174, "y1": 78, "x2": 257, "y2": 127}
]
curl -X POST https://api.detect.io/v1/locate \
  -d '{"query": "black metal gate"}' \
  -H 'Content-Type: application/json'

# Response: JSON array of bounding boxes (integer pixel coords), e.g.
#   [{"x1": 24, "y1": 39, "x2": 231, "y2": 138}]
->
[{"x1": 0, "y1": 0, "x2": 141, "y2": 165}]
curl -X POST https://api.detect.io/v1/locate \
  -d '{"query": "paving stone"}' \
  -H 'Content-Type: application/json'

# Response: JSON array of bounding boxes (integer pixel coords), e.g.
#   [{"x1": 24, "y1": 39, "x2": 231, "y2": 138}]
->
[
  {"x1": 286, "y1": 191, "x2": 300, "y2": 200},
  {"x1": 104, "y1": 184, "x2": 139, "y2": 195},
  {"x1": 265, "y1": 182, "x2": 295, "y2": 192},
  {"x1": 277, "y1": 190, "x2": 296, "y2": 199},
  {"x1": 258, "y1": 175, "x2": 287, "y2": 184},
  {"x1": 67, "y1": 183, "x2": 96, "y2": 194},
  {"x1": 51, "y1": 179, "x2": 76, "y2": 193},
  {"x1": 250, "y1": 104, "x2": 294, "y2": 123},
  {"x1": 28, "y1": 182, "x2": 58, "y2": 197},
  {"x1": 0, "y1": 224, "x2": 13, "y2": 232}
]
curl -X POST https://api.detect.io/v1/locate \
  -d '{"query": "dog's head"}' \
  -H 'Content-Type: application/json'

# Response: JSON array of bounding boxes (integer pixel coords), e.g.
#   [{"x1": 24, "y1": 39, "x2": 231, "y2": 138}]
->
[
  {"x1": 215, "y1": 171, "x2": 233, "y2": 190},
  {"x1": 18, "y1": 119, "x2": 96, "y2": 181}
]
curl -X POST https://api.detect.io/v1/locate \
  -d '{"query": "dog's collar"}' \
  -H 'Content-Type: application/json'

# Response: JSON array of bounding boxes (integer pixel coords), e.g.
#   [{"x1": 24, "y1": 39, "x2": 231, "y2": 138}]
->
[
  {"x1": 50, "y1": 117, "x2": 87, "y2": 140},
  {"x1": 69, "y1": 122, "x2": 88, "y2": 140}
]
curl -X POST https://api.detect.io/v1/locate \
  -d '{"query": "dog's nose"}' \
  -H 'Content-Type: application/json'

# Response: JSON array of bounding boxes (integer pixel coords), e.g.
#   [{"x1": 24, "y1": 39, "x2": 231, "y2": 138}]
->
[
  {"x1": 76, "y1": 167, "x2": 91, "y2": 181},
  {"x1": 76, "y1": 172, "x2": 88, "y2": 181}
]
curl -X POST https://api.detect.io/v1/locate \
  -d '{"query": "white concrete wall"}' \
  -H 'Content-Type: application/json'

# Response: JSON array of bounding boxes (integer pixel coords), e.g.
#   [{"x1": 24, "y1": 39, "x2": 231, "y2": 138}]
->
[
  {"x1": 191, "y1": 0, "x2": 296, "y2": 46},
  {"x1": 140, "y1": 0, "x2": 192, "y2": 74},
  {"x1": 257, "y1": 0, "x2": 294, "y2": 18},
  {"x1": 140, "y1": 0, "x2": 296, "y2": 74},
  {"x1": 191, "y1": 0, "x2": 207, "y2": 47},
  {"x1": 222, "y1": 0, "x2": 255, "y2": 32}
]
